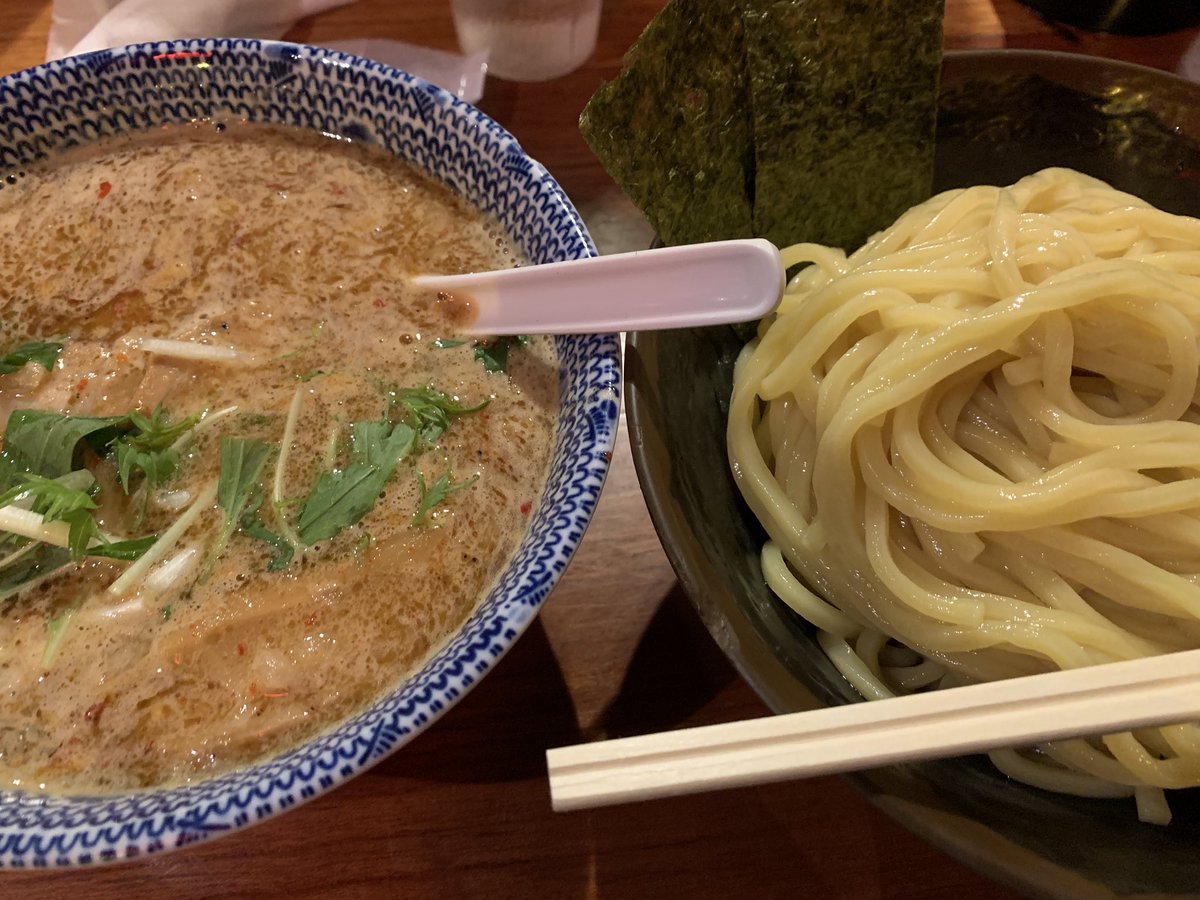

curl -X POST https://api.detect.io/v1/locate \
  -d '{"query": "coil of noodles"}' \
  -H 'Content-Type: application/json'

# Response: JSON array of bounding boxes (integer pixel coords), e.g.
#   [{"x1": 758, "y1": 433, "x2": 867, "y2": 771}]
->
[{"x1": 727, "y1": 167, "x2": 1200, "y2": 824}]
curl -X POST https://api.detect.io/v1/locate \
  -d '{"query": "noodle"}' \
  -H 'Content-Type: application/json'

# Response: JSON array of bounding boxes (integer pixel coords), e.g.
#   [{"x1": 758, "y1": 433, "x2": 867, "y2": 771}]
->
[{"x1": 727, "y1": 168, "x2": 1200, "y2": 824}]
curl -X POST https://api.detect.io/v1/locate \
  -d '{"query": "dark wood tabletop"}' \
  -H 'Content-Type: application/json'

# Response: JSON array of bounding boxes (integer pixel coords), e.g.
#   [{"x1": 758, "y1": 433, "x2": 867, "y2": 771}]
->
[{"x1": 2, "y1": 1, "x2": 1197, "y2": 897}]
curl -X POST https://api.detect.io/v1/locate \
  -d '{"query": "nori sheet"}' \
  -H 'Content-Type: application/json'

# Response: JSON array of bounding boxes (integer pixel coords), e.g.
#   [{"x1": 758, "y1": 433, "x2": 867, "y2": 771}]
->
[
  {"x1": 579, "y1": 0, "x2": 755, "y2": 246},
  {"x1": 580, "y1": 0, "x2": 944, "y2": 251},
  {"x1": 743, "y1": 0, "x2": 944, "y2": 250}
]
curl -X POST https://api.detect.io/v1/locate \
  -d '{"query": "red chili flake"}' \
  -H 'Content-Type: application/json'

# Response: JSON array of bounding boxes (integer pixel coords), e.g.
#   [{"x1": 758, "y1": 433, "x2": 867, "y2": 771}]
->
[
  {"x1": 74, "y1": 377, "x2": 89, "y2": 393},
  {"x1": 85, "y1": 702, "x2": 105, "y2": 724},
  {"x1": 304, "y1": 613, "x2": 317, "y2": 628},
  {"x1": 97, "y1": 181, "x2": 112, "y2": 199},
  {"x1": 520, "y1": 500, "x2": 532, "y2": 516},
  {"x1": 602, "y1": 451, "x2": 613, "y2": 462},
  {"x1": 173, "y1": 654, "x2": 182, "y2": 666},
  {"x1": 145, "y1": 740, "x2": 155, "y2": 752},
  {"x1": 248, "y1": 682, "x2": 258, "y2": 695},
  {"x1": 236, "y1": 643, "x2": 246, "y2": 657},
  {"x1": 372, "y1": 298, "x2": 387, "y2": 309},
  {"x1": 262, "y1": 690, "x2": 289, "y2": 699}
]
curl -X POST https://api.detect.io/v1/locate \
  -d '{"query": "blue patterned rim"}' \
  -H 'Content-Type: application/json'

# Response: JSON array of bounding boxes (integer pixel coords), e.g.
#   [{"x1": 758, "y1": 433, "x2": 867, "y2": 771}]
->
[{"x1": 0, "y1": 39, "x2": 621, "y2": 867}]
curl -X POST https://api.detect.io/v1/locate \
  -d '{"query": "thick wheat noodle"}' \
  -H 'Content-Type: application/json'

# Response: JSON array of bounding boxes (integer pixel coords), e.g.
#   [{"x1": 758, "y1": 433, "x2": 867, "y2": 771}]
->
[{"x1": 727, "y1": 168, "x2": 1200, "y2": 825}]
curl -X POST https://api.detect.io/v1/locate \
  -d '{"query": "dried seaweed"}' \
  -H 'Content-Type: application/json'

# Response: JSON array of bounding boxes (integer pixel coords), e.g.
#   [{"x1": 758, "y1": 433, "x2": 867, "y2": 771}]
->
[
  {"x1": 743, "y1": 0, "x2": 943, "y2": 249},
  {"x1": 579, "y1": 0, "x2": 755, "y2": 246},
  {"x1": 580, "y1": 0, "x2": 944, "y2": 251}
]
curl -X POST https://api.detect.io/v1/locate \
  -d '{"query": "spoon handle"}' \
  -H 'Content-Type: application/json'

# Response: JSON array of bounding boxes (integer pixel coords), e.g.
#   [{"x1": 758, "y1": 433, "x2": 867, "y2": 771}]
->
[{"x1": 411, "y1": 238, "x2": 783, "y2": 335}]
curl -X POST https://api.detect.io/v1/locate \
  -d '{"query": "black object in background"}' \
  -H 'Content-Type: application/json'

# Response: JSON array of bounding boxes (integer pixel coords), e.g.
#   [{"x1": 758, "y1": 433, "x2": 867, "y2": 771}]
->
[{"x1": 1018, "y1": 0, "x2": 1200, "y2": 34}]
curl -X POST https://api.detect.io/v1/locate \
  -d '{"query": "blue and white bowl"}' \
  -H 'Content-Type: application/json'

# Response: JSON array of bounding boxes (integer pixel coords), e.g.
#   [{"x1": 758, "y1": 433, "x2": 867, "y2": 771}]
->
[{"x1": 0, "y1": 39, "x2": 620, "y2": 868}]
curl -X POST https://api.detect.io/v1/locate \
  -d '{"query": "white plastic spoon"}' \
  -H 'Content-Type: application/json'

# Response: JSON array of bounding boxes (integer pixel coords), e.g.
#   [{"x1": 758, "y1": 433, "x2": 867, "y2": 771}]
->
[{"x1": 411, "y1": 238, "x2": 783, "y2": 335}]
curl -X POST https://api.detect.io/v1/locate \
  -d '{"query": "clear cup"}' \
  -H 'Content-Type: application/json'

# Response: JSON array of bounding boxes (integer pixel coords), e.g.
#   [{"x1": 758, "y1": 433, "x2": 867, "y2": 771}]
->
[{"x1": 451, "y1": 0, "x2": 602, "y2": 83}]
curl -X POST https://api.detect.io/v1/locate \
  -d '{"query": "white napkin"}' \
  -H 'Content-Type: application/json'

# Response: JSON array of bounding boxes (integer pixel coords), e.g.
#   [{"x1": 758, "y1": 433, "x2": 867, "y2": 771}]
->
[{"x1": 46, "y1": 0, "x2": 489, "y2": 102}]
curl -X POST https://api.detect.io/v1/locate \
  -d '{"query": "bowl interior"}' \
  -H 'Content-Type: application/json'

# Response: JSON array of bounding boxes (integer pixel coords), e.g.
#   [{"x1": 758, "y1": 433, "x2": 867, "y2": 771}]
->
[
  {"x1": 627, "y1": 50, "x2": 1200, "y2": 899},
  {"x1": 0, "y1": 40, "x2": 620, "y2": 867}
]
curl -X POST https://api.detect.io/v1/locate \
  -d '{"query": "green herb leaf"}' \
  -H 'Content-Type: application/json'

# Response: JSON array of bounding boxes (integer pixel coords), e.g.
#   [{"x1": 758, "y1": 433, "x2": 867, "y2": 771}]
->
[
  {"x1": 112, "y1": 406, "x2": 199, "y2": 493},
  {"x1": 0, "y1": 340, "x2": 63, "y2": 376},
  {"x1": 82, "y1": 534, "x2": 158, "y2": 561},
  {"x1": 0, "y1": 471, "x2": 155, "y2": 604},
  {"x1": 390, "y1": 387, "x2": 487, "y2": 448},
  {"x1": 0, "y1": 472, "x2": 97, "y2": 522},
  {"x1": 433, "y1": 338, "x2": 467, "y2": 349},
  {"x1": 350, "y1": 420, "x2": 417, "y2": 470},
  {"x1": 296, "y1": 463, "x2": 387, "y2": 546},
  {"x1": 42, "y1": 597, "x2": 83, "y2": 668},
  {"x1": 412, "y1": 469, "x2": 477, "y2": 526},
  {"x1": 2, "y1": 410, "x2": 126, "y2": 482},
  {"x1": 0, "y1": 545, "x2": 71, "y2": 602},
  {"x1": 0, "y1": 473, "x2": 98, "y2": 560},
  {"x1": 292, "y1": 386, "x2": 488, "y2": 547},
  {"x1": 60, "y1": 507, "x2": 156, "y2": 561},
  {"x1": 201, "y1": 437, "x2": 272, "y2": 579},
  {"x1": 217, "y1": 437, "x2": 271, "y2": 525},
  {"x1": 239, "y1": 485, "x2": 295, "y2": 572},
  {"x1": 295, "y1": 421, "x2": 416, "y2": 545},
  {"x1": 0, "y1": 473, "x2": 155, "y2": 563},
  {"x1": 474, "y1": 335, "x2": 529, "y2": 374},
  {"x1": 63, "y1": 508, "x2": 100, "y2": 559}
]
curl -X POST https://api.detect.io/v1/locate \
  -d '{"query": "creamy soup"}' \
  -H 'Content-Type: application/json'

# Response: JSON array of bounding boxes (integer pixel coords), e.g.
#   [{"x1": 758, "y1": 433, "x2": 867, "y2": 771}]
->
[{"x1": 0, "y1": 124, "x2": 557, "y2": 793}]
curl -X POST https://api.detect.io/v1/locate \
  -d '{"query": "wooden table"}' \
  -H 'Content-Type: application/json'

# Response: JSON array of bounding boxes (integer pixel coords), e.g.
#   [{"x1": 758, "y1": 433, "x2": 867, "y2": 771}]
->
[{"x1": 2, "y1": 2, "x2": 1197, "y2": 897}]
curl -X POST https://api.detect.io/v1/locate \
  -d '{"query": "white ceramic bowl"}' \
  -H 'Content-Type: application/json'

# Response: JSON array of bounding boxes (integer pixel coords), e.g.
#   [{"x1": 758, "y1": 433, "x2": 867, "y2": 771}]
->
[{"x1": 0, "y1": 39, "x2": 620, "y2": 868}]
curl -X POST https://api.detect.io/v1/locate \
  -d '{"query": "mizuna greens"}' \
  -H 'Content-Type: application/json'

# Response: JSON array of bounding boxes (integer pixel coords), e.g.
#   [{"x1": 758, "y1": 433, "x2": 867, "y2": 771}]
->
[{"x1": 0, "y1": 385, "x2": 488, "y2": 601}]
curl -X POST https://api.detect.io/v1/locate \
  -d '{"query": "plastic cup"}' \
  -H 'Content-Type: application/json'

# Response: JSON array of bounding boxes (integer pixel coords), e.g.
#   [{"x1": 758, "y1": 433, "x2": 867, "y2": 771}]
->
[{"x1": 451, "y1": 0, "x2": 601, "y2": 82}]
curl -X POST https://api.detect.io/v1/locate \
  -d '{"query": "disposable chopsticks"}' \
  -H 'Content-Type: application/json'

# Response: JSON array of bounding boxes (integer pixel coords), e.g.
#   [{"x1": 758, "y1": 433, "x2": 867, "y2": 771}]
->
[{"x1": 546, "y1": 647, "x2": 1200, "y2": 811}]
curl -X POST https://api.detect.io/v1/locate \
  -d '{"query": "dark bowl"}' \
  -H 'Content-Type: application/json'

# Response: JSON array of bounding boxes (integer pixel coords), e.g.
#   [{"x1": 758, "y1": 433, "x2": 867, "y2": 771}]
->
[{"x1": 626, "y1": 50, "x2": 1200, "y2": 899}]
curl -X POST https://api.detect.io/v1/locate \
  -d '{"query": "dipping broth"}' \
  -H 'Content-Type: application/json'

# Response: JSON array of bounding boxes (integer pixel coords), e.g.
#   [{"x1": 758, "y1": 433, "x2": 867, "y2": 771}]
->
[{"x1": 0, "y1": 124, "x2": 558, "y2": 793}]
